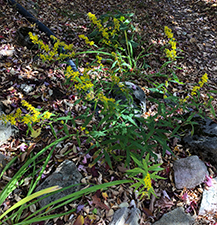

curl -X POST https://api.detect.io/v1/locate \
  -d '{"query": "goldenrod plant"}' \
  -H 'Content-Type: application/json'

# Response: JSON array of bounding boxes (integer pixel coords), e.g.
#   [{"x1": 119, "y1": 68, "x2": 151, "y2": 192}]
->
[
  {"x1": 0, "y1": 100, "x2": 54, "y2": 137},
  {"x1": 126, "y1": 153, "x2": 165, "y2": 199},
  {"x1": 0, "y1": 10, "x2": 215, "y2": 223},
  {"x1": 164, "y1": 26, "x2": 177, "y2": 61}
]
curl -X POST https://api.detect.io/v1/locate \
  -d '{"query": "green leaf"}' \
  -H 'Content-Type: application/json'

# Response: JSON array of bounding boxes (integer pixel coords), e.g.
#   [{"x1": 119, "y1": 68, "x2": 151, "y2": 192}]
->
[
  {"x1": 0, "y1": 135, "x2": 70, "y2": 207},
  {"x1": 121, "y1": 114, "x2": 138, "y2": 127},
  {"x1": 208, "y1": 90, "x2": 217, "y2": 94},
  {"x1": 0, "y1": 186, "x2": 61, "y2": 220},
  {"x1": 49, "y1": 123, "x2": 57, "y2": 139},
  {"x1": 104, "y1": 149, "x2": 113, "y2": 169},
  {"x1": 130, "y1": 153, "x2": 143, "y2": 168},
  {"x1": 160, "y1": 61, "x2": 172, "y2": 69},
  {"x1": 63, "y1": 124, "x2": 69, "y2": 136},
  {"x1": 126, "y1": 168, "x2": 145, "y2": 176}
]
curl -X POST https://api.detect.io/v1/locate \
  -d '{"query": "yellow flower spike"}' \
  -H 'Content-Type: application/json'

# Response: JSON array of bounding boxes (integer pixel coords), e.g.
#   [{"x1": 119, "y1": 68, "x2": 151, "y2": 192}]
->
[
  {"x1": 89, "y1": 41, "x2": 94, "y2": 46},
  {"x1": 28, "y1": 32, "x2": 39, "y2": 44},
  {"x1": 50, "y1": 35, "x2": 57, "y2": 41},
  {"x1": 43, "y1": 112, "x2": 53, "y2": 120},
  {"x1": 144, "y1": 173, "x2": 152, "y2": 191}
]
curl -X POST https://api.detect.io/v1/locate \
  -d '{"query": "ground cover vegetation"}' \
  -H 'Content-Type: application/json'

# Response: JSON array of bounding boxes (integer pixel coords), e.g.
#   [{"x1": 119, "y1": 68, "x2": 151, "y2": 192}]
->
[{"x1": 0, "y1": 0, "x2": 216, "y2": 224}]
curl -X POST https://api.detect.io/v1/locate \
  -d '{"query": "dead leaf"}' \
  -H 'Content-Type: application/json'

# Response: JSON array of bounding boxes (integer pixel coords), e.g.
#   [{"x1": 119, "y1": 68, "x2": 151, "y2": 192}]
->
[
  {"x1": 73, "y1": 215, "x2": 84, "y2": 225},
  {"x1": 92, "y1": 194, "x2": 109, "y2": 210},
  {"x1": 102, "y1": 192, "x2": 108, "y2": 200},
  {"x1": 30, "y1": 128, "x2": 41, "y2": 138}
]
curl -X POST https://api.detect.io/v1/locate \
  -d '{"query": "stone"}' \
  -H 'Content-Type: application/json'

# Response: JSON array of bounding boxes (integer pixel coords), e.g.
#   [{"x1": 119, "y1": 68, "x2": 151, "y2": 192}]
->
[
  {"x1": 199, "y1": 177, "x2": 217, "y2": 215},
  {"x1": 125, "y1": 207, "x2": 141, "y2": 225},
  {"x1": 183, "y1": 115, "x2": 217, "y2": 169},
  {"x1": 0, "y1": 121, "x2": 13, "y2": 146},
  {"x1": 35, "y1": 160, "x2": 82, "y2": 208},
  {"x1": 109, "y1": 206, "x2": 140, "y2": 225},
  {"x1": 124, "y1": 81, "x2": 146, "y2": 113},
  {"x1": 0, "y1": 107, "x2": 16, "y2": 146},
  {"x1": 110, "y1": 81, "x2": 146, "y2": 116},
  {"x1": 152, "y1": 207, "x2": 195, "y2": 225},
  {"x1": 173, "y1": 155, "x2": 208, "y2": 189},
  {"x1": 20, "y1": 83, "x2": 34, "y2": 94}
]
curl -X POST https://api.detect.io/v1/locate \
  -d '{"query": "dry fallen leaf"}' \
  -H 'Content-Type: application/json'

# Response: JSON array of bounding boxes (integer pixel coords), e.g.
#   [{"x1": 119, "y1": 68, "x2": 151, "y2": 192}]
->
[
  {"x1": 30, "y1": 128, "x2": 41, "y2": 138},
  {"x1": 102, "y1": 192, "x2": 108, "y2": 201},
  {"x1": 73, "y1": 215, "x2": 84, "y2": 225},
  {"x1": 92, "y1": 194, "x2": 110, "y2": 210}
]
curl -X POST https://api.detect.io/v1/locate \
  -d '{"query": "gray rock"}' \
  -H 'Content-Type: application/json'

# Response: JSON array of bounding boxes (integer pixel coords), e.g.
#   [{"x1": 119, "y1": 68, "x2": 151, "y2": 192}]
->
[
  {"x1": 110, "y1": 81, "x2": 146, "y2": 116},
  {"x1": 0, "y1": 121, "x2": 13, "y2": 146},
  {"x1": 183, "y1": 135, "x2": 217, "y2": 169},
  {"x1": 199, "y1": 177, "x2": 217, "y2": 215},
  {"x1": 125, "y1": 207, "x2": 141, "y2": 225},
  {"x1": 0, "y1": 106, "x2": 14, "y2": 145},
  {"x1": 124, "y1": 81, "x2": 146, "y2": 113},
  {"x1": 35, "y1": 160, "x2": 82, "y2": 208},
  {"x1": 152, "y1": 207, "x2": 195, "y2": 225},
  {"x1": 173, "y1": 155, "x2": 208, "y2": 189},
  {"x1": 20, "y1": 84, "x2": 34, "y2": 94},
  {"x1": 109, "y1": 206, "x2": 140, "y2": 225},
  {"x1": 183, "y1": 115, "x2": 217, "y2": 169}
]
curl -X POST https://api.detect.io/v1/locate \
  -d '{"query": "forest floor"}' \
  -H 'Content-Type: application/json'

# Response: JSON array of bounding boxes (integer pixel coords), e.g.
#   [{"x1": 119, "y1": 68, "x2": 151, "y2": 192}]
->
[{"x1": 0, "y1": 0, "x2": 217, "y2": 224}]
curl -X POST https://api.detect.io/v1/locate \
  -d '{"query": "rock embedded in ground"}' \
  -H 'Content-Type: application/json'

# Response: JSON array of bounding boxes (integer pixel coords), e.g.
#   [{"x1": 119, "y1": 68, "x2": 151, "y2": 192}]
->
[
  {"x1": 152, "y1": 207, "x2": 195, "y2": 225},
  {"x1": 0, "y1": 121, "x2": 13, "y2": 146},
  {"x1": 35, "y1": 160, "x2": 83, "y2": 208},
  {"x1": 110, "y1": 81, "x2": 146, "y2": 116},
  {"x1": 199, "y1": 177, "x2": 217, "y2": 216},
  {"x1": 183, "y1": 115, "x2": 217, "y2": 170},
  {"x1": 0, "y1": 107, "x2": 16, "y2": 146},
  {"x1": 124, "y1": 81, "x2": 146, "y2": 113},
  {"x1": 109, "y1": 206, "x2": 140, "y2": 225},
  {"x1": 173, "y1": 155, "x2": 208, "y2": 189},
  {"x1": 20, "y1": 83, "x2": 34, "y2": 94}
]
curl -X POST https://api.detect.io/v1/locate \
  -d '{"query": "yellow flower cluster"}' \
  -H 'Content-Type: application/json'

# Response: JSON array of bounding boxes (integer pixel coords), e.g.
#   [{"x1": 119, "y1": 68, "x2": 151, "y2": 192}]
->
[
  {"x1": 65, "y1": 60, "x2": 115, "y2": 108},
  {"x1": 29, "y1": 30, "x2": 116, "y2": 110},
  {"x1": 78, "y1": 34, "x2": 94, "y2": 46},
  {"x1": 198, "y1": 73, "x2": 208, "y2": 88},
  {"x1": 65, "y1": 66, "x2": 94, "y2": 92},
  {"x1": 87, "y1": 12, "x2": 113, "y2": 46},
  {"x1": 75, "y1": 77, "x2": 94, "y2": 92},
  {"x1": 191, "y1": 73, "x2": 208, "y2": 96},
  {"x1": 21, "y1": 100, "x2": 40, "y2": 123},
  {"x1": 111, "y1": 18, "x2": 120, "y2": 36},
  {"x1": 143, "y1": 172, "x2": 152, "y2": 192},
  {"x1": 164, "y1": 26, "x2": 177, "y2": 61},
  {"x1": 0, "y1": 101, "x2": 53, "y2": 126},
  {"x1": 182, "y1": 73, "x2": 208, "y2": 103},
  {"x1": 65, "y1": 67, "x2": 80, "y2": 80},
  {"x1": 29, "y1": 33, "x2": 75, "y2": 62},
  {"x1": 0, "y1": 108, "x2": 22, "y2": 126},
  {"x1": 164, "y1": 26, "x2": 173, "y2": 39},
  {"x1": 98, "y1": 92, "x2": 115, "y2": 104},
  {"x1": 96, "y1": 55, "x2": 103, "y2": 66},
  {"x1": 81, "y1": 126, "x2": 89, "y2": 134}
]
